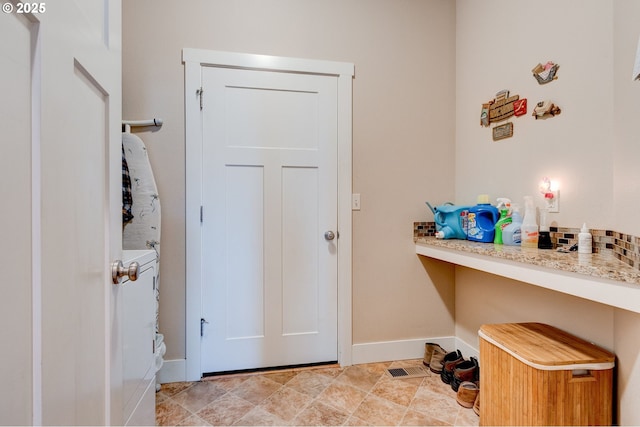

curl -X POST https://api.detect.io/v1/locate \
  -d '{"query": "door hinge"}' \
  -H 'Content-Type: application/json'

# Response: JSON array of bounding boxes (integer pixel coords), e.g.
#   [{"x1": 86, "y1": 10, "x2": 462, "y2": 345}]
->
[
  {"x1": 200, "y1": 205, "x2": 203, "y2": 223},
  {"x1": 200, "y1": 318, "x2": 209, "y2": 337},
  {"x1": 196, "y1": 87, "x2": 203, "y2": 110}
]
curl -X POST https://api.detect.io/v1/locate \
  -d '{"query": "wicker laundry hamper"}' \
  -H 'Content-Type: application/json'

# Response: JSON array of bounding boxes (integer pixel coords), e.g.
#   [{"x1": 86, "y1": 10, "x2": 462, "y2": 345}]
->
[{"x1": 479, "y1": 322, "x2": 614, "y2": 426}]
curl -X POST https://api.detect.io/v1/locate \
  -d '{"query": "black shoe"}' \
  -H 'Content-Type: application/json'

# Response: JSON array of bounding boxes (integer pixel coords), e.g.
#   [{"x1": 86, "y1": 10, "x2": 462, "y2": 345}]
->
[
  {"x1": 451, "y1": 357, "x2": 478, "y2": 392},
  {"x1": 440, "y1": 350, "x2": 463, "y2": 384}
]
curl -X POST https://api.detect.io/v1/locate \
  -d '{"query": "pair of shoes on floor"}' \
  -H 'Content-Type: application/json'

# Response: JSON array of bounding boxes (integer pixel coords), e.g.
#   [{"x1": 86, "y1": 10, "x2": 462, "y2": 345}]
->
[
  {"x1": 424, "y1": 343, "x2": 447, "y2": 374},
  {"x1": 425, "y1": 344, "x2": 479, "y2": 393},
  {"x1": 451, "y1": 357, "x2": 479, "y2": 392},
  {"x1": 456, "y1": 381, "x2": 480, "y2": 412},
  {"x1": 438, "y1": 349, "x2": 480, "y2": 392},
  {"x1": 440, "y1": 350, "x2": 464, "y2": 384}
]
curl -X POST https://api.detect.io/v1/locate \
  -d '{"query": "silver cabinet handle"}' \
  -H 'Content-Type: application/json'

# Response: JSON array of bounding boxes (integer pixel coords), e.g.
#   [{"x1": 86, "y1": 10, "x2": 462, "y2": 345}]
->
[
  {"x1": 324, "y1": 231, "x2": 336, "y2": 241},
  {"x1": 111, "y1": 260, "x2": 140, "y2": 284}
]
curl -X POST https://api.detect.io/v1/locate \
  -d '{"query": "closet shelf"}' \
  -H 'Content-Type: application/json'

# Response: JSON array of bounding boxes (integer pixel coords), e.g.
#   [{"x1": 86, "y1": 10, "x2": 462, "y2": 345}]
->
[{"x1": 415, "y1": 237, "x2": 640, "y2": 314}]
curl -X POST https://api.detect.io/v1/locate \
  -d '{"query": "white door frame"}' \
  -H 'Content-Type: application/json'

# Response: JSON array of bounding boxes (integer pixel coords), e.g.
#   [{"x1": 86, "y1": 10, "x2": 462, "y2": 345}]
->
[{"x1": 183, "y1": 49, "x2": 354, "y2": 381}]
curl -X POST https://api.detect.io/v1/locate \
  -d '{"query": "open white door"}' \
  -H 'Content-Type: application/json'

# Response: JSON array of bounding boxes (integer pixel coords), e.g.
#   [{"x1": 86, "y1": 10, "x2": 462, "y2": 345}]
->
[{"x1": 0, "y1": 1, "x2": 123, "y2": 425}]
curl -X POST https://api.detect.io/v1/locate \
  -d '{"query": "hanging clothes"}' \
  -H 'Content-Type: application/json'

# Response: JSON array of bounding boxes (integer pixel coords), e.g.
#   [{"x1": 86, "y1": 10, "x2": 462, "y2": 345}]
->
[{"x1": 122, "y1": 144, "x2": 134, "y2": 225}]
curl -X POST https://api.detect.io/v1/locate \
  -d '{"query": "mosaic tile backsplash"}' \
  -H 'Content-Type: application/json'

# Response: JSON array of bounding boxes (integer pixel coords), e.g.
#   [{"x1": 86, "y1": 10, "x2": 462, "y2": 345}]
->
[{"x1": 413, "y1": 222, "x2": 640, "y2": 271}]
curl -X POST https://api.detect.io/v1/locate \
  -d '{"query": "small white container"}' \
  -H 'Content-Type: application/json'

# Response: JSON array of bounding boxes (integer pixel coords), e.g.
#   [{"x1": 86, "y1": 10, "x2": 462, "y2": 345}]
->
[
  {"x1": 521, "y1": 196, "x2": 539, "y2": 248},
  {"x1": 578, "y1": 223, "x2": 592, "y2": 254}
]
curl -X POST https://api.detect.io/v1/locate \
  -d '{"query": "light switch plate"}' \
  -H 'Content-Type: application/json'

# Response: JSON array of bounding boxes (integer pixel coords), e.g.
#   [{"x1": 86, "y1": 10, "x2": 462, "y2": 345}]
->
[{"x1": 352, "y1": 193, "x2": 361, "y2": 211}]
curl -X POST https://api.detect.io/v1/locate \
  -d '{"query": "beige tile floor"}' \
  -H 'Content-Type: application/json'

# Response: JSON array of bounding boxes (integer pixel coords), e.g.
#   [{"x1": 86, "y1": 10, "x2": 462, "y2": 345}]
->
[{"x1": 156, "y1": 359, "x2": 479, "y2": 426}]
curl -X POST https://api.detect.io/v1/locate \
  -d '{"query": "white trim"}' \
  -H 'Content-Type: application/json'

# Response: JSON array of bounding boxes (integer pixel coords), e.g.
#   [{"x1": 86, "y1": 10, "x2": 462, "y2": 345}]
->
[
  {"x1": 30, "y1": 17, "x2": 42, "y2": 426},
  {"x1": 455, "y1": 336, "x2": 479, "y2": 362},
  {"x1": 184, "y1": 54, "x2": 203, "y2": 382},
  {"x1": 182, "y1": 49, "x2": 354, "y2": 77},
  {"x1": 157, "y1": 359, "x2": 187, "y2": 385},
  {"x1": 352, "y1": 337, "x2": 456, "y2": 365},
  {"x1": 351, "y1": 336, "x2": 479, "y2": 366},
  {"x1": 183, "y1": 49, "x2": 354, "y2": 381},
  {"x1": 336, "y1": 64, "x2": 353, "y2": 368}
]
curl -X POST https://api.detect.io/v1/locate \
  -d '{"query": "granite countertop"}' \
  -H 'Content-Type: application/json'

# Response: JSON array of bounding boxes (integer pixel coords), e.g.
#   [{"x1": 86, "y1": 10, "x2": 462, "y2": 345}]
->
[{"x1": 415, "y1": 237, "x2": 640, "y2": 286}]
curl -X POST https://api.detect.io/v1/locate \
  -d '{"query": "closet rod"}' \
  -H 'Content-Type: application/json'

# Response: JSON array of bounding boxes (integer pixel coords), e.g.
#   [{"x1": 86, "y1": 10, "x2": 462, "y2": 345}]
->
[{"x1": 122, "y1": 118, "x2": 163, "y2": 128}]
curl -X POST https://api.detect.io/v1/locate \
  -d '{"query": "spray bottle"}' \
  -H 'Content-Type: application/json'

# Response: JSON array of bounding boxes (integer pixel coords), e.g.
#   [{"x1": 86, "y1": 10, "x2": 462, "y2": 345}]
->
[
  {"x1": 521, "y1": 196, "x2": 539, "y2": 248},
  {"x1": 493, "y1": 198, "x2": 512, "y2": 245},
  {"x1": 502, "y1": 204, "x2": 523, "y2": 245}
]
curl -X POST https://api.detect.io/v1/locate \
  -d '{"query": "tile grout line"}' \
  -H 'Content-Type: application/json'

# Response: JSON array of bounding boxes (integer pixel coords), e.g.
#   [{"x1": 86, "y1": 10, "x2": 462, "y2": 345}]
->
[{"x1": 287, "y1": 374, "x2": 320, "y2": 426}]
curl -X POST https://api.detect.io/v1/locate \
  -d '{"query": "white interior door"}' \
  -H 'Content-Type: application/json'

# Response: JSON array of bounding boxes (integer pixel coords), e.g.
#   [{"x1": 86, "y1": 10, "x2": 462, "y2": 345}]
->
[
  {"x1": 0, "y1": 10, "x2": 35, "y2": 425},
  {"x1": 200, "y1": 66, "x2": 338, "y2": 373},
  {"x1": 0, "y1": 2, "x2": 122, "y2": 425}
]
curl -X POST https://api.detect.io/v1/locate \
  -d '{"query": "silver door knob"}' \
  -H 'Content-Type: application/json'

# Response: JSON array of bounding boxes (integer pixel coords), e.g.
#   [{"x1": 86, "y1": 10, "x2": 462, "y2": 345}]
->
[
  {"x1": 324, "y1": 231, "x2": 336, "y2": 241},
  {"x1": 111, "y1": 260, "x2": 140, "y2": 284}
]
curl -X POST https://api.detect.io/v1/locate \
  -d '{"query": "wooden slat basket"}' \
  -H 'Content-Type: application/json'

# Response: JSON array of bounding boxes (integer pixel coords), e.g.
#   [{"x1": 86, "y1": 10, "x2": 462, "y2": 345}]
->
[{"x1": 479, "y1": 322, "x2": 615, "y2": 426}]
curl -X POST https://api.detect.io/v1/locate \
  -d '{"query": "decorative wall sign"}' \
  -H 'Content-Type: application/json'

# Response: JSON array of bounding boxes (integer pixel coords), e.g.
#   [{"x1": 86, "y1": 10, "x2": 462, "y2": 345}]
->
[
  {"x1": 493, "y1": 122, "x2": 513, "y2": 141},
  {"x1": 489, "y1": 92, "x2": 519, "y2": 123},
  {"x1": 532, "y1": 100, "x2": 561, "y2": 119},
  {"x1": 532, "y1": 61, "x2": 559, "y2": 84},
  {"x1": 480, "y1": 103, "x2": 491, "y2": 127},
  {"x1": 490, "y1": 96, "x2": 519, "y2": 122},
  {"x1": 480, "y1": 89, "x2": 523, "y2": 126},
  {"x1": 513, "y1": 98, "x2": 527, "y2": 116}
]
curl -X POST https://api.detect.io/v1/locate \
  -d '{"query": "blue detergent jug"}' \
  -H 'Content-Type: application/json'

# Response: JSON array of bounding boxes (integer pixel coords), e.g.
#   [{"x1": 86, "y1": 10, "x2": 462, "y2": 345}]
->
[
  {"x1": 426, "y1": 202, "x2": 472, "y2": 240},
  {"x1": 467, "y1": 198, "x2": 499, "y2": 243}
]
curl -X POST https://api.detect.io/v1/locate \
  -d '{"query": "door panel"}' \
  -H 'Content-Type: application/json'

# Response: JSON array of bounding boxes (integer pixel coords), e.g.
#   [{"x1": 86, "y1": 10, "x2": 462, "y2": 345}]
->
[
  {"x1": 225, "y1": 87, "x2": 319, "y2": 149},
  {"x1": 201, "y1": 67, "x2": 338, "y2": 373},
  {"x1": 282, "y1": 167, "x2": 319, "y2": 335},
  {"x1": 225, "y1": 165, "x2": 265, "y2": 340}
]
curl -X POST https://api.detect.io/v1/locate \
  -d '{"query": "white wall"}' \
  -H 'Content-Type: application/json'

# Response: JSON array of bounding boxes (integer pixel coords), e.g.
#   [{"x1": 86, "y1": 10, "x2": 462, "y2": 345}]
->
[
  {"x1": 122, "y1": 0, "x2": 457, "y2": 361},
  {"x1": 456, "y1": 0, "x2": 614, "y2": 229},
  {"x1": 612, "y1": 2, "x2": 640, "y2": 423},
  {"x1": 455, "y1": 1, "x2": 640, "y2": 424},
  {"x1": 455, "y1": 267, "x2": 615, "y2": 351},
  {"x1": 613, "y1": 0, "x2": 640, "y2": 236}
]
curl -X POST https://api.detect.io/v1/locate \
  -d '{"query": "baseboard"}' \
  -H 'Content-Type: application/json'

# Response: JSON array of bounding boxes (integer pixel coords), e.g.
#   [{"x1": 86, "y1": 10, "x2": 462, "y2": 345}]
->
[
  {"x1": 351, "y1": 336, "x2": 455, "y2": 365},
  {"x1": 157, "y1": 359, "x2": 186, "y2": 384},
  {"x1": 455, "y1": 337, "x2": 479, "y2": 361},
  {"x1": 351, "y1": 336, "x2": 479, "y2": 365}
]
